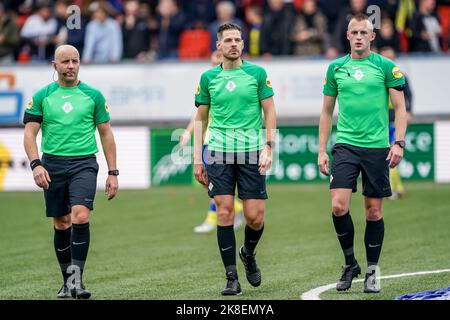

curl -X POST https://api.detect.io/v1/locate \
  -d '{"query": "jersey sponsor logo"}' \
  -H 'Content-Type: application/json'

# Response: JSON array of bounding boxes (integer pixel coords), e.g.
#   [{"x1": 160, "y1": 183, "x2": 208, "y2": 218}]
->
[
  {"x1": 195, "y1": 84, "x2": 201, "y2": 95},
  {"x1": 265, "y1": 78, "x2": 272, "y2": 88},
  {"x1": 226, "y1": 80, "x2": 236, "y2": 92},
  {"x1": 62, "y1": 102, "x2": 73, "y2": 114},
  {"x1": 353, "y1": 70, "x2": 365, "y2": 81},
  {"x1": 392, "y1": 66, "x2": 403, "y2": 79},
  {"x1": 26, "y1": 98, "x2": 33, "y2": 109}
]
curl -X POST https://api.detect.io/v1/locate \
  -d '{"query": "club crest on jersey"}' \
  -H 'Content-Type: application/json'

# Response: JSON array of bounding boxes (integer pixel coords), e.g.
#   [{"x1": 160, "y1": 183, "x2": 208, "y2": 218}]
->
[
  {"x1": 226, "y1": 80, "x2": 236, "y2": 92},
  {"x1": 62, "y1": 102, "x2": 73, "y2": 114},
  {"x1": 392, "y1": 66, "x2": 403, "y2": 79},
  {"x1": 353, "y1": 70, "x2": 364, "y2": 81},
  {"x1": 27, "y1": 98, "x2": 33, "y2": 109}
]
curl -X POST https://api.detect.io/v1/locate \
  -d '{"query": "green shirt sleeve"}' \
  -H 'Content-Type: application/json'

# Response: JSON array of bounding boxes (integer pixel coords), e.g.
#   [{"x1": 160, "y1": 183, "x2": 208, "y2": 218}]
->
[
  {"x1": 383, "y1": 58, "x2": 406, "y2": 88},
  {"x1": 25, "y1": 90, "x2": 45, "y2": 116},
  {"x1": 93, "y1": 91, "x2": 110, "y2": 125},
  {"x1": 323, "y1": 64, "x2": 338, "y2": 97},
  {"x1": 195, "y1": 72, "x2": 211, "y2": 106},
  {"x1": 257, "y1": 67, "x2": 274, "y2": 100}
]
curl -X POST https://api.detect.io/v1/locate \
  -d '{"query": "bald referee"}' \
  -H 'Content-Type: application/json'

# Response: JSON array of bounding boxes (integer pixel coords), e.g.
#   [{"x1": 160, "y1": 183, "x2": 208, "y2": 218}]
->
[{"x1": 23, "y1": 45, "x2": 119, "y2": 299}]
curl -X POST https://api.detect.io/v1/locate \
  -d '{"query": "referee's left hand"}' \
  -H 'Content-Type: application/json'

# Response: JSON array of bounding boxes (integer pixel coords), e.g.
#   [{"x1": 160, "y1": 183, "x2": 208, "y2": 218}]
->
[
  {"x1": 105, "y1": 176, "x2": 119, "y2": 200},
  {"x1": 387, "y1": 144, "x2": 404, "y2": 168},
  {"x1": 259, "y1": 145, "x2": 273, "y2": 174}
]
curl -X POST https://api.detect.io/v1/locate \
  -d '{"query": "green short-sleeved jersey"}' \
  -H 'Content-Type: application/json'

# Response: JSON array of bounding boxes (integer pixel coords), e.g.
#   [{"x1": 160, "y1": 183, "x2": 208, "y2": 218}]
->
[
  {"x1": 25, "y1": 81, "x2": 110, "y2": 156},
  {"x1": 323, "y1": 51, "x2": 405, "y2": 148},
  {"x1": 195, "y1": 60, "x2": 274, "y2": 152}
]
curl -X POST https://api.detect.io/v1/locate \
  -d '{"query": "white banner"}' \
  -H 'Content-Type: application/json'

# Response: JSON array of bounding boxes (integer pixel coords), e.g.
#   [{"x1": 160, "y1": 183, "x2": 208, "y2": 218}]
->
[
  {"x1": 1, "y1": 57, "x2": 449, "y2": 122},
  {"x1": 435, "y1": 121, "x2": 450, "y2": 183},
  {"x1": 0, "y1": 127, "x2": 149, "y2": 191}
]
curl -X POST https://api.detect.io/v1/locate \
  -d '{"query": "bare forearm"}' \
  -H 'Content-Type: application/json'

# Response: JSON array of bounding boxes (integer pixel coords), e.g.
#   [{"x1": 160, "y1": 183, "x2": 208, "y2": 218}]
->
[
  {"x1": 319, "y1": 96, "x2": 336, "y2": 153},
  {"x1": 318, "y1": 111, "x2": 332, "y2": 153},
  {"x1": 194, "y1": 107, "x2": 208, "y2": 164},
  {"x1": 100, "y1": 131, "x2": 117, "y2": 170},
  {"x1": 23, "y1": 124, "x2": 40, "y2": 161},
  {"x1": 264, "y1": 107, "x2": 277, "y2": 142},
  {"x1": 394, "y1": 109, "x2": 407, "y2": 141},
  {"x1": 390, "y1": 89, "x2": 407, "y2": 141}
]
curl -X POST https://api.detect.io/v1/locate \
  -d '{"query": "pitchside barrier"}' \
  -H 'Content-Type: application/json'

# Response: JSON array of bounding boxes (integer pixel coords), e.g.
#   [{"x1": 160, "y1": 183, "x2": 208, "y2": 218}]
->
[{"x1": 0, "y1": 122, "x2": 449, "y2": 191}]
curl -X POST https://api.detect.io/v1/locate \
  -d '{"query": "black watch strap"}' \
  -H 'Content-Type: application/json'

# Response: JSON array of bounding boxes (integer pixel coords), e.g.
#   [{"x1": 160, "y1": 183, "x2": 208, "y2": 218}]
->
[
  {"x1": 394, "y1": 140, "x2": 405, "y2": 148},
  {"x1": 108, "y1": 169, "x2": 119, "y2": 176}
]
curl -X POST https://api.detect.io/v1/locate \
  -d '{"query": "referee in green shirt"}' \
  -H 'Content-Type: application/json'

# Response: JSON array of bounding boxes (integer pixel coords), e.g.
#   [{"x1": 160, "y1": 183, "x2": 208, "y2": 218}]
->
[
  {"x1": 23, "y1": 45, "x2": 119, "y2": 299},
  {"x1": 318, "y1": 13, "x2": 407, "y2": 293},
  {"x1": 194, "y1": 23, "x2": 277, "y2": 296}
]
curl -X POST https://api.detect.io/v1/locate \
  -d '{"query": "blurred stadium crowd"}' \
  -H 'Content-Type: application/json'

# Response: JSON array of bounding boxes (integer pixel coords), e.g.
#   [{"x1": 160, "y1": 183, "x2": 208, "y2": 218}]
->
[{"x1": 0, "y1": 0, "x2": 449, "y2": 64}]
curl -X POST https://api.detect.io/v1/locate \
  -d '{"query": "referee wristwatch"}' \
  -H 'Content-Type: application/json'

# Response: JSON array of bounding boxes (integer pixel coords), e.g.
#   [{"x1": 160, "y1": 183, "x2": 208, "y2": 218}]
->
[
  {"x1": 394, "y1": 140, "x2": 405, "y2": 149},
  {"x1": 108, "y1": 169, "x2": 119, "y2": 176},
  {"x1": 266, "y1": 141, "x2": 275, "y2": 149}
]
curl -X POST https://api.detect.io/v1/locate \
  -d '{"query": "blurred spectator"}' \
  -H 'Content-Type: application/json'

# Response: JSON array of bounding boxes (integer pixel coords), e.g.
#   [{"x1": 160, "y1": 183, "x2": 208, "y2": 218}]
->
[
  {"x1": 208, "y1": 1, "x2": 244, "y2": 51},
  {"x1": 409, "y1": 0, "x2": 442, "y2": 52},
  {"x1": 0, "y1": 3, "x2": 20, "y2": 64},
  {"x1": 20, "y1": 1, "x2": 58, "y2": 61},
  {"x1": 436, "y1": 0, "x2": 450, "y2": 51},
  {"x1": 327, "y1": 0, "x2": 368, "y2": 58},
  {"x1": 83, "y1": 2, "x2": 123, "y2": 63},
  {"x1": 181, "y1": 0, "x2": 216, "y2": 29},
  {"x1": 244, "y1": 5, "x2": 263, "y2": 57},
  {"x1": 374, "y1": 17, "x2": 400, "y2": 52},
  {"x1": 291, "y1": 0, "x2": 327, "y2": 56},
  {"x1": 155, "y1": 0, "x2": 186, "y2": 60},
  {"x1": 122, "y1": 0, "x2": 151, "y2": 61},
  {"x1": 260, "y1": 0, "x2": 295, "y2": 56},
  {"x1": 317, "y1": 0, "x2": 347, "y2": 34}
]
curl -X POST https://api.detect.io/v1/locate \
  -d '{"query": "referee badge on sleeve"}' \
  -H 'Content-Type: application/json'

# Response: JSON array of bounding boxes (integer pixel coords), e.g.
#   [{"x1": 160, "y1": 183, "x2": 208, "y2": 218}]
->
[
  {"x1": 265, "y1": 78, "x2": 272, "y2": 88},
  {"x1": 392, "y1": 67, "x2": 403, "y2": 79},
  {"x1": 105, "y1": 101, "x2": 109, "y2": 112},
  {"x1": 195, "y1": 84, "x2": 201, "y2": 95},
  {"x1": 27, "y1": 98, "x2": 33, "y2": 109}
]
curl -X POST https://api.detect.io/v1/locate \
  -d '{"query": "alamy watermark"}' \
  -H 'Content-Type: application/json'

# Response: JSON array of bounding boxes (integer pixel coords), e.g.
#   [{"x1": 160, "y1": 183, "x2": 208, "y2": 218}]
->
[
  {"x1": 66, "y1": 5, "x2": 81, "y2": 30},
  {"x1": 367, "y1": 5, "x2": 381, "y2": 30}
]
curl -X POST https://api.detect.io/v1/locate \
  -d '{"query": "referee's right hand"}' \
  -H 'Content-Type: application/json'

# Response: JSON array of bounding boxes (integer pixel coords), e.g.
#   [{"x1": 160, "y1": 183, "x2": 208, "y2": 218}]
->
[
  {"x1": 318, "y1": 152, "x2": 330, "y2": 176},
  {"x1": 33, "y1": 166, "x2": 51, "y2": 189},
  {"x1": 194, "y1": 164, "x2": 208, "y2": 186}
]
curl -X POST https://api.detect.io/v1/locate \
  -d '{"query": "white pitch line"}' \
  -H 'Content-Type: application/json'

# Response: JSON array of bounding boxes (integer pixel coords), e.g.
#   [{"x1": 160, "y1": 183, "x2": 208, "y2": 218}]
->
[{"x1": 301, "y1": 268, "x2": 450, "y2": 300}]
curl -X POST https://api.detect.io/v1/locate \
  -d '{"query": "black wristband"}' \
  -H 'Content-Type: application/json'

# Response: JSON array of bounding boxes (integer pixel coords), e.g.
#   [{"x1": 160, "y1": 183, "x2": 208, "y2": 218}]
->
[{"x1": 30, "y1": 159, "x2": 43, "y2": 171}]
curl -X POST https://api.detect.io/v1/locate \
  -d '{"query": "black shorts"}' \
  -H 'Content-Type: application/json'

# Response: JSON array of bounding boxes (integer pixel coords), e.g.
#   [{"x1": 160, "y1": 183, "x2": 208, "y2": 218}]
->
[
  {"x1": 42, "y1": 154, "x2": 99, "y2": 217},
  {"x1": 205, "y1": 149, "x2": 267, "y2": 200},
  {"x1": 330, "y1": 143, "x2": 391, "y2": 198}
]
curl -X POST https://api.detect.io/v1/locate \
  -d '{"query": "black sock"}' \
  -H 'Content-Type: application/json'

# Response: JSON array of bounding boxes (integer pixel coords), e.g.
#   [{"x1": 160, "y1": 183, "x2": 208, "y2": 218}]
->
[
  {"x1": 71, "y1": 223, "x2": 90, "y2": 282},
  {"x1": 332, "y1": 212, "x2": 356, "y2": 266},
  {"x1": 243, "y1": 224, "x2": 264, "y2": 254},
  {"x1": 365, "y1": 218, "x2": 384, "y2": 267},
  {"x1": 54, "y1": 227, "x2": 72, "y2": 283},
  {"x1": 217, "y1": 225, "x2": 236, "y2": 271}
]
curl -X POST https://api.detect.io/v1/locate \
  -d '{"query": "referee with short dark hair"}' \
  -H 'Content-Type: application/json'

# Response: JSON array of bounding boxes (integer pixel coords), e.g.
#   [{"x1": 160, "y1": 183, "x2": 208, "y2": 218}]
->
[{"x1": 23, "y1": 45, "x2": 119, "y2": 299}]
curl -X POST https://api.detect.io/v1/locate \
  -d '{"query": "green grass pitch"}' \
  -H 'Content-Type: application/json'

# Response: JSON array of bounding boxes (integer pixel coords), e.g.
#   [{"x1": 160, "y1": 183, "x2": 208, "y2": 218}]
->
[{"x1": 0, "y1": 182, "x2": 449, "y2": 300}]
